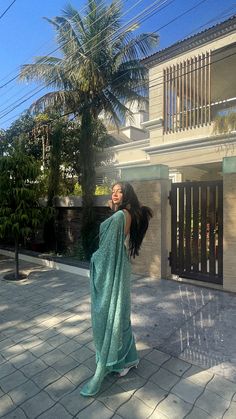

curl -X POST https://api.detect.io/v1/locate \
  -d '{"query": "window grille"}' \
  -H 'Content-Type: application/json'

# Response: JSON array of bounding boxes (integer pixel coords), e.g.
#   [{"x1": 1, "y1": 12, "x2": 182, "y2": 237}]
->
[{"x1": 163, "y1": 52, "x2": 211, "y2": 133}]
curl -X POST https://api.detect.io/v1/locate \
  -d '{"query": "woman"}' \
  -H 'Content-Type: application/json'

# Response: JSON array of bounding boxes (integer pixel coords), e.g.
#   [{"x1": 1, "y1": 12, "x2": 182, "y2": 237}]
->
[{"x1": 80, "y1": 181, "x2": 153, "y2": 397}]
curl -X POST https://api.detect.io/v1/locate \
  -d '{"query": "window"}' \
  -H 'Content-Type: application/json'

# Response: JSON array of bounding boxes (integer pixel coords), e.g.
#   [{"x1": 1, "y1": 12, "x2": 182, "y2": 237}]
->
[{"x1": 163, "y1": 52, "x2": 211, "y2": 133}]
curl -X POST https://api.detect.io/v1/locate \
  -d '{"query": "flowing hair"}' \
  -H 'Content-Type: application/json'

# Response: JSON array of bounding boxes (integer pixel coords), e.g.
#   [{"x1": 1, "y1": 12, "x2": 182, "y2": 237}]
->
[{"x1": 113, "y1": 181, "x2": 153, "y2": 258}]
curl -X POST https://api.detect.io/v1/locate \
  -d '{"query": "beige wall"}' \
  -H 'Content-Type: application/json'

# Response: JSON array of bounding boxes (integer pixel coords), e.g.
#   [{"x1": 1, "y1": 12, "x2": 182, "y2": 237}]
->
[
  {"x1": 130, "y1": 179, "x2": 171, "y2": 279},
  {"x1": 223, "y1": 173, "x2": 236, "y2": 292},
  {"x1": 148, "y1": 32, "x2": 236, "y2": 146},
  {"x1": 150, "y1": 143, "x2": 236, "y2": 168}
]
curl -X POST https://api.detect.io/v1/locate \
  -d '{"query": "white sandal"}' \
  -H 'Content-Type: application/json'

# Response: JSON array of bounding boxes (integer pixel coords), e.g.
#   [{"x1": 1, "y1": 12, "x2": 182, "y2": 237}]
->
[{"x1": 118, "y1": 362, "x2": 139, "y2": 377}]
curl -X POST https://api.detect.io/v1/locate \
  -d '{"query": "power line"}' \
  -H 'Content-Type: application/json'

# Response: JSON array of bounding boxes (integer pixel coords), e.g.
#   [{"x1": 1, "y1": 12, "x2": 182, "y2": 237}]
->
[
  {"x1": 0, "y1": 0, "x2": 167, "y2": 117},
  {"x1": 0, "y1": 0, "x2": 16, "y2": 20},
  {"x1": 2, "y1": 45, "x2": 235, "y2": 128},
  {"x1": 0, "y1": 0, "x2": 119, "y2": 87},
  {"x1": 1, "y1": 0, "x2": 234, "y2": 125},
  {"x1": 0, "y1": 0, "x2": 143, "y2": 94}
]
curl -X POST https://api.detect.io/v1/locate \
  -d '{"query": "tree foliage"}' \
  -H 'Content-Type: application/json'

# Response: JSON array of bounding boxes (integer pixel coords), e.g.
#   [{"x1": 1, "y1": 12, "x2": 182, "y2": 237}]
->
[
  {"x1": 0, "y1": 148, "x2": 48, "y2": 279},
  {"x1": 19, "y1": 0, "x2": 158, "y2": 258}
]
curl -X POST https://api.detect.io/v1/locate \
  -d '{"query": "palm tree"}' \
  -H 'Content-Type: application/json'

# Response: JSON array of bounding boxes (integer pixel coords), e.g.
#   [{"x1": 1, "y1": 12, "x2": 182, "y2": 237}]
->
[{"x1": 19, "y1": 0, "x2": 158, "y2": 258}]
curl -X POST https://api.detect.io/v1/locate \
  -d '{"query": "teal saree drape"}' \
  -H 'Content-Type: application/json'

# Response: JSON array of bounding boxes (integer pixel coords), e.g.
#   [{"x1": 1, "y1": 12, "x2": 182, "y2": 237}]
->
[{"x1": 80, "y1": 210, "x2": 138, "y2": 396}]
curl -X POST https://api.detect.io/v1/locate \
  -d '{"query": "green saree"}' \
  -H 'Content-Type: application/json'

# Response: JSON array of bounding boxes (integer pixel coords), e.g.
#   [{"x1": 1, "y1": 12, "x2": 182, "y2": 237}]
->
[{"x1": 80, "y1": 210, "x2": 138, "y2": 396}]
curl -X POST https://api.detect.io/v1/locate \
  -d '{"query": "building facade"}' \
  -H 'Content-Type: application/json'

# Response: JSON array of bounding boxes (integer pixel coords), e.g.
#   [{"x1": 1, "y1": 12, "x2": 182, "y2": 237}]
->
[{"x1": 99, "y1": 14, "x2": 236, "y2": 184}]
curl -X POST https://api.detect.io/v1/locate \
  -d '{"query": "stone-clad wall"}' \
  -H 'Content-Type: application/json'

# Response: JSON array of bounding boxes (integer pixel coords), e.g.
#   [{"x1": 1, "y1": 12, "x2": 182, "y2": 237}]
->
[
  {"x1": 130, "y1": 179, "x2": 171, "y2": 278},
  {"x1": 55, "y1": 206, "x2": 111, "y2": 255},
  {"x1": 223, "y1": 157, "x2": 236, "y2": 292},
  {"x1": 121, "y1": 165, "x2": 171, "y2": 279}
]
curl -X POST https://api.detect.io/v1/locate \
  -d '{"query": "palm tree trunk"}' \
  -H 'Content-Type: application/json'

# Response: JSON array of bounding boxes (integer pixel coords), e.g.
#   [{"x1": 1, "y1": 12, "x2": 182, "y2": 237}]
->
[
  {"x1": 80, "y1": 111, "x2": 97, "y2": 259},
  {"x1": 14, "y1": 237, "x2": 19, "y2": 280}
]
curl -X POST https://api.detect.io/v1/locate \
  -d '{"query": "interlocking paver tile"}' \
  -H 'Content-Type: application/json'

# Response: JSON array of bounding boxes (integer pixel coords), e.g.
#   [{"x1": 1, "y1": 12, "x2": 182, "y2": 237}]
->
[
  {"x1": 136, "y1": 341, "x2": 153, "y2": 358},
  {"x1": 46, "y1": 334, "x2": 70, "y2": 348},
  {"x1": 40, "y1": 348, "x2": 66, "y2": 366},
  {"x1": 1, "y1": 343, "x2": 25, "y2": 360},
  {"x1": 0, "y1": 353, "x2": 6, "y2": 365},
  {"x1": 20, "y1": 390, "x2": 55, "y2": 418},
  {"x1": 8, "y1": 380, "x2": 40, "y2": 405},
  {"x1": 29, "y1": 342, "x2": 55, "y2": 357},
  {"x1": 135, "y1": 380, "x2": 167, "y2": 408},
  {"x1": 183, "y1": 365, "x2": 213, "y2": 386},
  {"x1": 135, "y1": 358, "x2": 160, "y2": 380},
  {"x1": 224, "y1": 401, "x2": 236, "y2": 419},
  {"x1": 32, "y1": 366, "x2": 61, "y2": 389},
  {"x1": 60, "y1": 323, "x2": 88, "y2": 338},
  {"x1": 116, "y1": 395, "x2": 153, "y2": 418},
  {"x1": 195, "y1": 388, "x2": 231, "y2": 417},
  {"x1": 44, "y1": 376, "x2": 75, "y2": 401},
  {"x1": 11, "y1": 331, "x2": 31, "y2": 344},
  {"x1": 85, "y1": 340, "x2": 96, "y2": 352},
  {"x1": 10, "y1": 351, "x2": 37, "y2": 368},
  {"x1": 60, "y1": 387, "x2": 94, "y2": 416},
  {"x1": 74, "y1": 330, "x2": 93, "y2": 345},
  {"x1": 76, "y1": 400, "x2": 115, "y2": 419},
  {"x1": 0, "y1": 338, "x2": 15, "y2": 351},
  {"x1": 144, "y1": 349, "x2": 171, "y2": 366},
  {"x1": 0, "y1": 362, "x2": 16, "y2": 379},
  {"x1": 65, "y1": 364, "x2": 93, "y2": 386},
  {"x1": 1, "y1": 406, "x2": 27, "y2": 419},
  {"x1": 154, "y1": 393, "x2": 192, "y2": 418},
  {"x1": 37, "y1": 403, "x2": 73, "y2": 418},
  {"x1": 163, "y1": 357, "x2": 191, "y2": 376},
  {"x1": 52, "y1": 311, "x2": 75, "y2": 322},
  {"x1": 20, "y1": 336, "x2": 45, "y2": 350},
  {"x1": 171, "y1": 377, "x2": 204, "y2": 404},
  {"x1": 70, "y1": 346, "x2": 94, "y2": 363},
  {"x1": 0, "y1": 394, "x2": 15, "y2": 417},
  {"x1": 150, "y1": 367, "x2": 180, "y2": 391},
  {"x1": 117, "y1": 371, "x2": 146, "y2": 394},
  {"x1": 205, "y1": 375, "x2": 236, "y2": 401},
  {"x1": 83, "y1": 354, "x2": 97, "y2": 371},
  {"x1": 36, "y1": 329, "x2": 60, "y2": 341},
  {"x1": 58, "y1": 339, "x2": 81, "y2": 355},
  {"x1": 20, "y1": 358, "x2": 48, "y2": 378},
  {"x1": 98, "y1": 383, "x2": 133, "y2": 411},
  {"x1": 40, "y1": 316, "x2": 64, "y2": 329},
  {"x1": 185, "y1": 406, "x2": 212, "y2": 418},
  {"x1": 149, "y1": 409, "x2": 169, "y2": 418},
  {"x1": 0, "y1": 370, "x2": 28, "y2": 392},
  {"x1": 52, "y1": 355, "x2": 78, "y2": 375}
]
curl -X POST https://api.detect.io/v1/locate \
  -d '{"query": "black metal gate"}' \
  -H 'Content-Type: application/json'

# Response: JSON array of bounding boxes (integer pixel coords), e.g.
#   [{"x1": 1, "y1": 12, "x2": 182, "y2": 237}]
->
[{"x1": 170, "y1": 180, "x2": 223, "y2": 284}]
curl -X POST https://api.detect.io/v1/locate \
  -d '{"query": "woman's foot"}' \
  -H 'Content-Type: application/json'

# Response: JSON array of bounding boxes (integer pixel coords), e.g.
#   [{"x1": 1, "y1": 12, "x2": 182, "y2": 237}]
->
[
  {"x1": 118, "y1": 361, "x2": 139, "y2": 377},
  {"x1": 80, "y1": 365, "x2": 109, "y2": 397}
]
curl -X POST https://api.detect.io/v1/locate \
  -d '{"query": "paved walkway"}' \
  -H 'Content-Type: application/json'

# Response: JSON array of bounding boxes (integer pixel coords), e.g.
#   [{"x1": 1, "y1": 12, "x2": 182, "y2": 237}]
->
[{"x1": 0, "y1": 255, "x2": 236, "y2": 418}]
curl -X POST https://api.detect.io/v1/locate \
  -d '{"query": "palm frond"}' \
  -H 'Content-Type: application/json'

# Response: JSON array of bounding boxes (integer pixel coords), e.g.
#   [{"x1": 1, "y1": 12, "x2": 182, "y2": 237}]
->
[{"x1": 62, "y1": 3, "x2": 86, "y2": 36}]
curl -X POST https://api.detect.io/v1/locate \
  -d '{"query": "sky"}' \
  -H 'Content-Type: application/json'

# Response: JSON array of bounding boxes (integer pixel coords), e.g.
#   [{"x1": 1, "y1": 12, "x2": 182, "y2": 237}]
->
[{"x1": 0, "y1": 0, "x2": 236, "y2": 129}]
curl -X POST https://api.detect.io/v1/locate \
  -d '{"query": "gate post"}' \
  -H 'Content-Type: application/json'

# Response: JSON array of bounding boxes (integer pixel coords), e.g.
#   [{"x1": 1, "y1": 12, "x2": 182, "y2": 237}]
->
[
  {"x1": 223, "y1": 156, "x2": 236, "y2": 292},
  {"x1": 121, "y1": 164, "x2": 171, "y2": 279}
]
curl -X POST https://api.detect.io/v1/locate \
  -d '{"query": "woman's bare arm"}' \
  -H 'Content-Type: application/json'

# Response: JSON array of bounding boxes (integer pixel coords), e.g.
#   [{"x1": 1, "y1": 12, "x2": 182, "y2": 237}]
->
[{"x1": 123, "y1": 209, "x2": 131, "y2": 236}]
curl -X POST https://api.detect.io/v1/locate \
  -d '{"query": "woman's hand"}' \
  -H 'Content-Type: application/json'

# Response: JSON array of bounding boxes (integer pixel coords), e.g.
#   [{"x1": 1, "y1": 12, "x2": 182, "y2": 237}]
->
[{"x1": 107, "y1": 200, "x2": 117, "y2": 211}]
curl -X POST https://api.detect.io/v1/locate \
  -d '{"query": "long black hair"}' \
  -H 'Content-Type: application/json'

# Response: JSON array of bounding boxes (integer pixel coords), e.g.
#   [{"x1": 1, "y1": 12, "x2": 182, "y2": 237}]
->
[{"x1": 113, "y1": 181, "x2": 153, "y2": 258}]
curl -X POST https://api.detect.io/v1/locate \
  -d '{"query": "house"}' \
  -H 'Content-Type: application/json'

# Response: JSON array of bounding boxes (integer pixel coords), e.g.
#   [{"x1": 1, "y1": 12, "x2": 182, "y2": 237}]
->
[
  {"x1": 97, "y1": 14, "x2": 236, "y2": 292},
  {"x1": 99, "y1": 14, "x2": 236, "y2": 183}
]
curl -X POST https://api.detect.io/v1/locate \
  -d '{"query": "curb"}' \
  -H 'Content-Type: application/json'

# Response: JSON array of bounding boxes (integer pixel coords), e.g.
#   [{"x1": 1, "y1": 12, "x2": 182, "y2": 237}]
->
[{"x1": 0, "y1": 249, "x2": 89, "y2": 278}]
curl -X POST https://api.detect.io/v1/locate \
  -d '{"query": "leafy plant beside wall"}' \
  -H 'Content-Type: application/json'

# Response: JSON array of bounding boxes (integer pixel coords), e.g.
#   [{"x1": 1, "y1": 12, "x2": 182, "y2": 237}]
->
[
  {"x1": 0, "y1": 148, "x2": 51, "y2": 280},
  {"x1": 73, "y1": 183, "x2": 110, "y2": 196},
  {"x1": 214, "y1": 112, "x2": 236, "y2": 134}
]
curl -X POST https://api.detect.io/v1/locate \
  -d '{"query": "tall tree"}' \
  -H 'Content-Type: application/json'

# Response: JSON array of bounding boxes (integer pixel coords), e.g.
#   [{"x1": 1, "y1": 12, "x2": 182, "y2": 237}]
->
[{"x1": 19, "y1": 0, "x2": 158, "y2": 258}]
